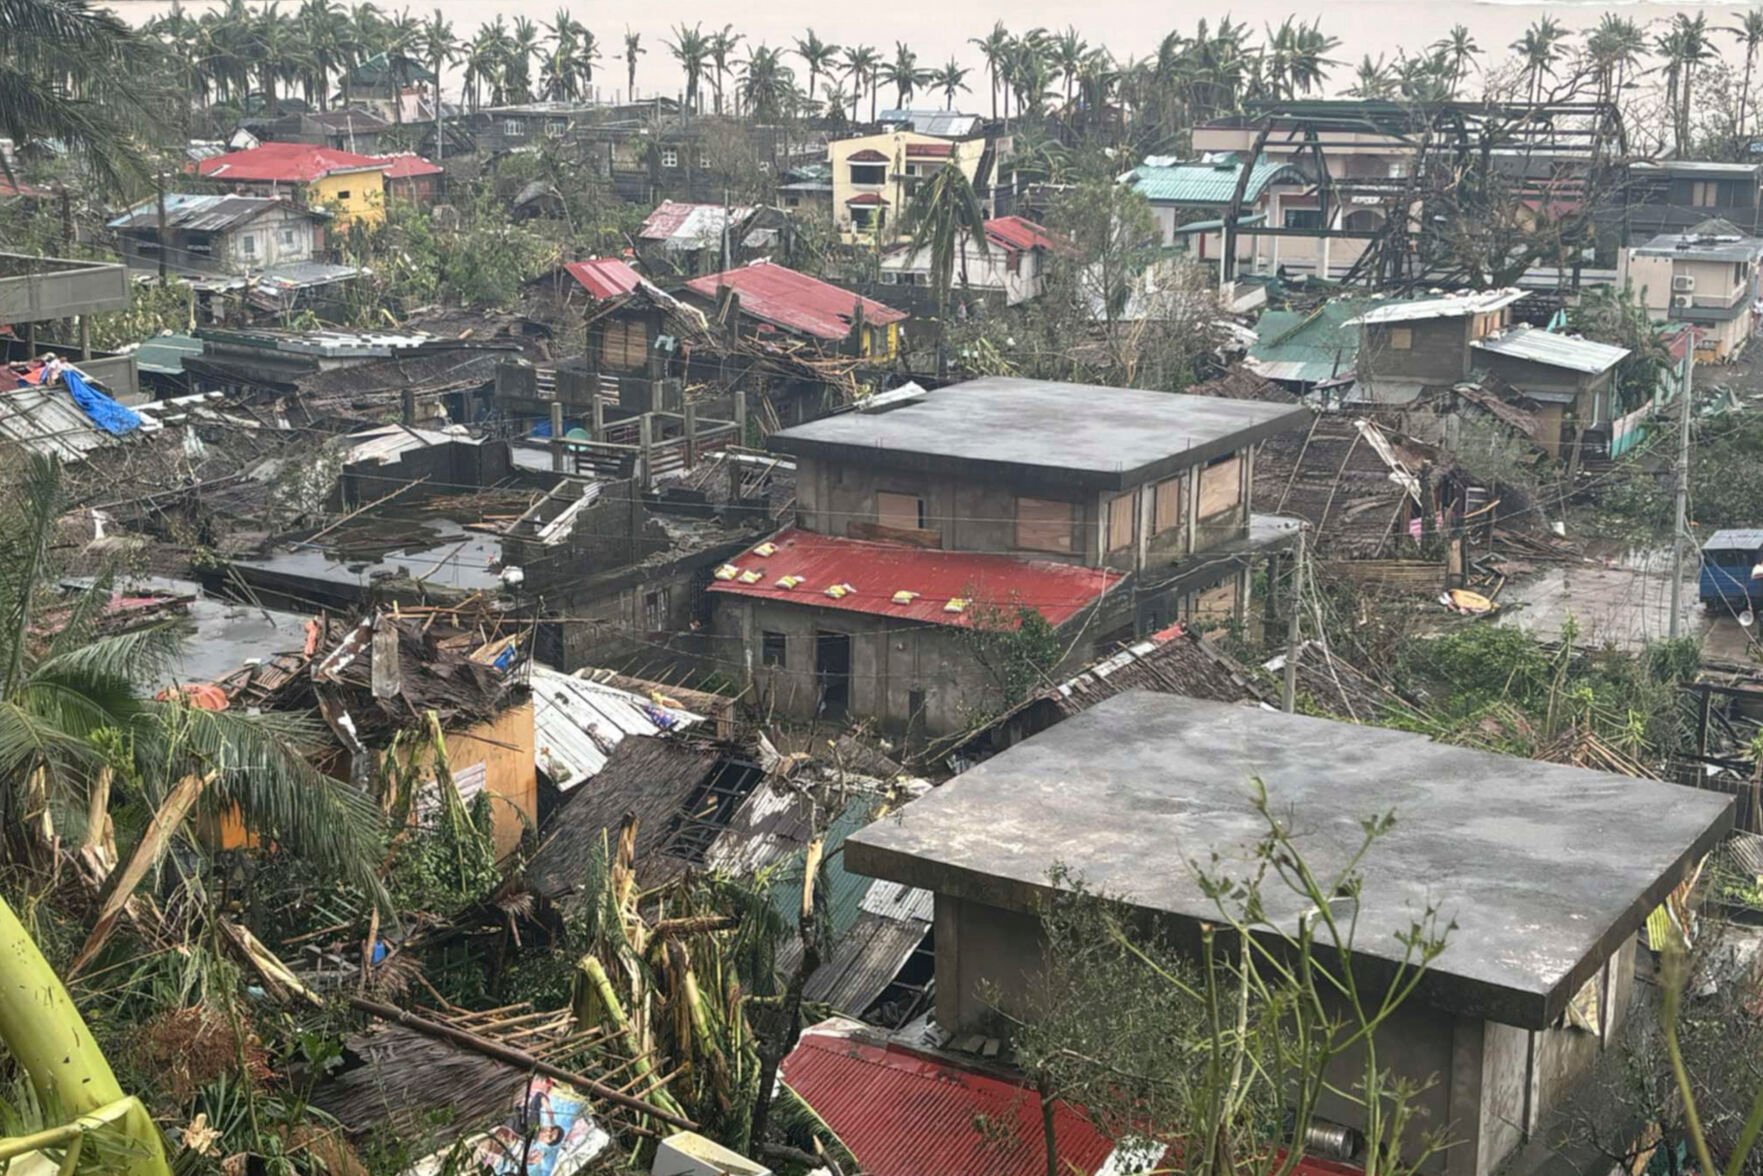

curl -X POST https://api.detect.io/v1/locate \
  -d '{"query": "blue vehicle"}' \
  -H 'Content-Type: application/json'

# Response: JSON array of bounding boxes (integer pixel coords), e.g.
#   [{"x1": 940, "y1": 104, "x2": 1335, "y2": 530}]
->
[{"x1": 1699, "y1": 529, "x2": 1763, "y2": 610}]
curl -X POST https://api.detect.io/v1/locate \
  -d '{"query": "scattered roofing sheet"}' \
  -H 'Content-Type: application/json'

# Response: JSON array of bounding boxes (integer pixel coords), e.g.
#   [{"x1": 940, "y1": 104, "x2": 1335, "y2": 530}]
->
[
  {"x1": 0, "y1": 382, "x2": 161, "y2": 460},
  {"x1": 342, "y1": 423, "x2": 485, "y2": 465},
  {"x1": 846, "y1": 691, "x2": 1734, "y2": 1028},
  {"x1": 1471, "y1": 325, "x2": 1630, "y2": 374},
  {"x1": 704, "y1": 527, "x2": 1120, "y2": 628},
  {"x1": 1247, "y1": 299, "x2": 1369, "y2": 385},
  {"x1": 769, "y1": 376, "x2": 1308, "y2": 488},
  {"x1": 1344, "y1": 289, "x2": 1528, "y2": 325},
  {"x1": 1123, "y1": 158, "x2": 1304, "y2": 204},
  {"x1": 684, "y1": 260, "x2": 906, "y2": 341},
  {"x1": 530, "y1": 664, "x2": 703, "y2": 791},
  {"x1": 638, "y1": 200, "x2": 755, "y2": 248},
  {"x1": 194, "y1": 141, "x2": 389, "y2": 183},
  {"x1": 559, "y1": 257, "x2": 641, "y2": 300},
  {"x1": 106, "y1": 193, "x2": 307, "y2": 232}
]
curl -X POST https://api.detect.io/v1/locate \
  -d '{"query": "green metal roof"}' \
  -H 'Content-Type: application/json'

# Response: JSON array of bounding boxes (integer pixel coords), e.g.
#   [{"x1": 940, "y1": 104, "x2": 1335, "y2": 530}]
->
[
  {"x1": 1125, "y1": 159, "x2": 1305, "y2": 206},
  {"x1": 1247, "y1": 299, "x2": 1372, "y2": 384},
  {"x1": 767, "y1": 794, "x2": 885, "y2": 940},
  {"x1": 131, "y1": 333, "x2": 203, "y2": 376}
]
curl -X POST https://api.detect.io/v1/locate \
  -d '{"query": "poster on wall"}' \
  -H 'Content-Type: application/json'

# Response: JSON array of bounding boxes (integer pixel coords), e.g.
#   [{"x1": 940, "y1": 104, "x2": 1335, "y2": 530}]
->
[{"x1": 408, "y1": 1077, "x2": 612, "y2": 1176}]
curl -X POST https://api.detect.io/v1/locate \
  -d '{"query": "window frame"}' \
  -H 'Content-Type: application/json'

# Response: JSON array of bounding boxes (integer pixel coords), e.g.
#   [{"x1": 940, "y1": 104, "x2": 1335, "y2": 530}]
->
[
  {"x1": 761, "y1": 630, "x2": 788, "y2": 667},
  {"x1": 875, "y1": 490, "x2": 926, "y2": 532},
  {"x1": 1153, "y1": 476, "x2": 1183, "y2": 535},
  {"x1": 1106, "y1": 491, "x2": 1137, "y2": 554},
  {"x1": 1014, "y1": 496, "x2": 1075, "y2": 554}
]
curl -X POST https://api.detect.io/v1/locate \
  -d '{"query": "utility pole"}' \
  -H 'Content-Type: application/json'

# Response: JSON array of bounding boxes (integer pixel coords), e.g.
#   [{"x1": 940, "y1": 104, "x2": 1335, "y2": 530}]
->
[
  {"x1": 1282, "y1": 523, "x2": 1306, "y2": 713},
  {"x1": 1669, "y1": 331, "x2": 1696, "y2": 640}
]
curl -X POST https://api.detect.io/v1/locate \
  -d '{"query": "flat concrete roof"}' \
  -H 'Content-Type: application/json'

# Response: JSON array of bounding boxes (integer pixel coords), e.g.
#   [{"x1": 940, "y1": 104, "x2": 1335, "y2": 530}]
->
[
  {"x1": 845, "y1": 692, "x2": 1732, "y2": 1028},
  {"x1": 768, "y1": 378, "x2": 1310, "y2": 491}
]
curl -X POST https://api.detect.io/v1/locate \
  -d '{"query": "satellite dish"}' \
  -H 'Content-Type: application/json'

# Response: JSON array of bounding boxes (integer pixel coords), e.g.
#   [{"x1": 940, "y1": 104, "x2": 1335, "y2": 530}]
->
[{"x1": 1741, "y1": 609, "x2": 1755, "y2": 629}]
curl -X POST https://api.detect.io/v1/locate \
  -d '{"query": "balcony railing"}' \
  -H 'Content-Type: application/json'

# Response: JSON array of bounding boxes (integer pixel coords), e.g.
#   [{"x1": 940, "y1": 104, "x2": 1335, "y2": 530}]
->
[{"x1": 0, "y1": 254, "x2": 130, "y2": 323}]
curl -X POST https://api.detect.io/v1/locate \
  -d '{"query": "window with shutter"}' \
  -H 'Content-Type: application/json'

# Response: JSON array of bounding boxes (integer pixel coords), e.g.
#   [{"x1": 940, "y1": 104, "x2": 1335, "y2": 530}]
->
[
  {"x1": 875, "y1": 491, "x2": 925, "y2": 532},
  {"x1": 1153, "y1": 477, "x2": 1183, "y2": 534},
  {"x1": 1015, "y1": 497, "x2": 1073, "y2": 553},
  {"x1": 1197, "y1": 455, "x2": 1241, "y2": 519},
  {"x1": 1107, "y1": 492, "x2": 1136, "y2": 552}
]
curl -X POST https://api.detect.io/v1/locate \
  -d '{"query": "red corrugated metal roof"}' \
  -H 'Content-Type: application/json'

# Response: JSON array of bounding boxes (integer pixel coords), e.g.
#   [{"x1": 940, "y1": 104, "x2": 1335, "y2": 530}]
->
[
  {"x1": 782, "y1": 1022, "x2": 1372, "y2": 1176},
  {"x1": 985, "y1": 215, "x2": 1070, "y2": 255},
  {"x1": 370, "y1": 152, "x2": 443, "y2": 179},
  {"x1": 703, "y1": 527, "x2": 1118, "y2": 627},
  {"x1": 196, "y1": 142, "x2": 388, "y2": 183},
  {"x1": 845, "y1": 192, "x2": 889, "y2": 206},
  {"x1": 847, "y1": 148, "x2": 890, "y2": 163},
  {"x1": 561, "y1": 257, "x2": 642, "y2": 300},
  {"x1": 905, "y1": 141, "x2": 954, "y2": 157},
  {"x1": 780, "y1": 1025, "x2": 1117, "y2": 1176},
  {"x1": 684, "y1": 261, "x2": 906, "y2": 340}
]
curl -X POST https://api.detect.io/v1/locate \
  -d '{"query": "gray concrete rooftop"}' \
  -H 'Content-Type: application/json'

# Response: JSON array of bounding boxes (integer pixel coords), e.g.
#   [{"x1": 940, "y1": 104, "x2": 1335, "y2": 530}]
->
[
  {"x1": 845, "y1": 692, "x2": 1732, "y2": 1028},
  {"x1": 768, "y1": 377, "x2": 1310, "y2": 490}
]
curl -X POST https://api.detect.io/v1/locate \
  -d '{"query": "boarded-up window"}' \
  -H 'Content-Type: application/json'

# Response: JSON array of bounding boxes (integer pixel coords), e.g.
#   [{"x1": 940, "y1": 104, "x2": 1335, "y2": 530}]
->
[
  {"x1": 1153, "y1": 477, "x2": 1183, "y2": 534},
  {"x1": 876, "y1": 491, "x2": 924, "y2": 531},
  {"x1": 1197, "y1": 455, "x2": 1241, "y2": 520},
  {"x1": 1107, "y1": 492, "x2": 1136, "y2": 552},
  {"x1": 600, "y1": 319, "x2": 648, "y2": 369},
  {"x1": 1386, "y1": 326, "x2": 1413, "y2": 351},
  {"x1": 1015, "y1": 497, "x2": 1073, "y2": 553}
]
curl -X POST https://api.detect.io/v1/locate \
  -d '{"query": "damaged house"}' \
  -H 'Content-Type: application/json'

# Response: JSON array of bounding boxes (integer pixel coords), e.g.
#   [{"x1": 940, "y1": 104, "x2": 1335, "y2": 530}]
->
[
  {"x1": 706, "y1": 377, "x2": 1308, "y2": 736},
  {"x1": 212, "y1": 609, "x2": 537, "y2": 858},
  {"x1": 844, "y1": 691, "x2": 1734, "y2": 1176}
]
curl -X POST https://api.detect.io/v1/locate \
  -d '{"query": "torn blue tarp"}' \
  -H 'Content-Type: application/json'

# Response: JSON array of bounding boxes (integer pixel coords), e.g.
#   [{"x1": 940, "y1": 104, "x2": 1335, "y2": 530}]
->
[{"x1": 63, "y1": 369, "x2": 142, "y2": 435}]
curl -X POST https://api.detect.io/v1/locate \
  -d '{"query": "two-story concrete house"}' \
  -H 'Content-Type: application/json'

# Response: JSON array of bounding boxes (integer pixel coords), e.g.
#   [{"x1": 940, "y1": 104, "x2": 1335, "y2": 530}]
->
[
  {"x1": 1619, "y1": 225, "x2": 1763, "y2": 362},
  {"x1": 107, "y1": 194, "x2": 326, "y2": 275},
  {"x1": 704, "y1": 378, "x2": 1307, "y2": 735},
  {"x1": 878, "y1": 215, "x2": 1068, "y2": 307},
  {"x1": 0, "y1": 252, "x2": 139, "y2": 400},
  {"x1": 845, "y1": 691, "x2": 1733, "y2": 1176}
]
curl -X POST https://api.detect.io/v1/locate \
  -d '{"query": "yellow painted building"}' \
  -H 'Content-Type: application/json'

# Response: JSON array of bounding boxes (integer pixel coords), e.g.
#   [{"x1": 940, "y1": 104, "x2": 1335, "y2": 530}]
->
[
  {"x1": 830, "y1": 131, "x2": 984, "y2": 245},
  {"x1": 196, "y1": 142, "x2": 391, "y2": 228}
]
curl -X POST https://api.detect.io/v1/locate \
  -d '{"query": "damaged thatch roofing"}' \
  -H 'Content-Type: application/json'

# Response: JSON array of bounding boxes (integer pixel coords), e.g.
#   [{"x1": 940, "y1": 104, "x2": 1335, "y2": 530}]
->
[
  {"x1": 1185, "y1": 367, "x2": 1298, "y2": 403},
  {"x1": 308, "y1": 1024, "x2": 527, "y2": 1140},
  {"x1": 1274, "y1": 640, "x2": 1421, "y2": 726}
]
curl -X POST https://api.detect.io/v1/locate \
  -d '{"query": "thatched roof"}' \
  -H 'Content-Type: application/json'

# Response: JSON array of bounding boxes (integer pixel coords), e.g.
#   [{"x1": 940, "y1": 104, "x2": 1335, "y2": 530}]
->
[
  {"x1": 1253, "y1": 412, "x2": 1435, "y2": 559},
  {"x1": 308, "y1": 1024, "x2": 526, "y2": 1141}
]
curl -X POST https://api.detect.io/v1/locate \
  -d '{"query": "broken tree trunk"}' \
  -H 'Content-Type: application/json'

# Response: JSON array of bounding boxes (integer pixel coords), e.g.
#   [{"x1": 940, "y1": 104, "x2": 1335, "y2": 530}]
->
[
  {"x1": 70, "y1": 771, "x2": 211, "y2": 974},
  {"x1": 749, "y1": 836, "x2": 823, "y2": 1147}
]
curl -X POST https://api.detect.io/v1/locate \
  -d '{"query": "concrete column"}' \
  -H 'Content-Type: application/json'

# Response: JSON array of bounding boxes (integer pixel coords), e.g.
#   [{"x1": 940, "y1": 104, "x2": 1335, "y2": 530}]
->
[
  {"x1": 683, "y1": 401, "x2": 698, "y2": 468},
  {"x1": 78, "y1": 316, "x2": 91, "y2": 361},
  {"x1": 1185, "y1": 464, "x2": 1200, "y2": 556},
  {"x1": 733, "y1": 388, "x2": 747, "y2": 444},
  {"x1": 591, "y1": 395, "x2": 605, "y2": 441},
  {"x1": 550, "y1": 402, "x2": 565, "y2": 473}
]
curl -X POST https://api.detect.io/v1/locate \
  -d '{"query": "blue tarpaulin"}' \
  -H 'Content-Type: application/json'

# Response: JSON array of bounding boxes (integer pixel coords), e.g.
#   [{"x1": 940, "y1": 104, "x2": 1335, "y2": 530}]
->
[{"x1": 63, "y1": 369, "x2": 142, "y2": 435}]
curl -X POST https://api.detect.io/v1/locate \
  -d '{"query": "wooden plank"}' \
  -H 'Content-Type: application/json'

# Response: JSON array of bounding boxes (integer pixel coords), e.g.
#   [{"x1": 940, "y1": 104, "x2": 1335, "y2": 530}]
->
[{"x1": 847, "y1": 520, "x2": 943, "y2": 548}]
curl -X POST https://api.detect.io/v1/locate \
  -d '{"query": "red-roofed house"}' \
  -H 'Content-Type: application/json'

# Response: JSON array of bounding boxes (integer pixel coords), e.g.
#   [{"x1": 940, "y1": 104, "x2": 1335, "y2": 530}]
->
[
  {"x1": 194, "y1": 142, "x2": 392, "y2": 226},
  {"x1": 707, "y1": 376, "x2": 1309, "y2": 735},
  {"x1": 879, "y1": 214, "x2": 1071, "y2": 306},
  {"x1": 683, "y1": 260, "x2": 907, "y2": 360},
  {"x1": 370, "y1": 153, "x2": 445, "y2": 204}
]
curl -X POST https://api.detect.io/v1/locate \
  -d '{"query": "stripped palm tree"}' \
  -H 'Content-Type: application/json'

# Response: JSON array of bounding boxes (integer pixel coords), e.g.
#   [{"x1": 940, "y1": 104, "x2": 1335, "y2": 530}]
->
[
  {"x1": 901, "y1": 150, "x2": 988, "y2": 377},
  {"x1": 1431, "y1": 24, "x2": 1480, "y2": 97},
  {"x1": 1730, "y1": 10, "x2": 1763, "y2": 140},
  {"x1": 840, "y1": 43, "x2": 879, "y2": 122},
  {"x1": 667, "y1": 23, "x2": 709, "y2": 113},
  {"x1": 622, "y1": 28, "x2": 643, "y2": 99},
  {"x1": 970, "y1": 22, "x2": 1011, "y2": 120},
  {"x1": 932, "y1": 58, "x2": 970, "y2": 111}
]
